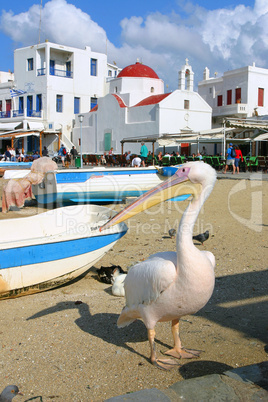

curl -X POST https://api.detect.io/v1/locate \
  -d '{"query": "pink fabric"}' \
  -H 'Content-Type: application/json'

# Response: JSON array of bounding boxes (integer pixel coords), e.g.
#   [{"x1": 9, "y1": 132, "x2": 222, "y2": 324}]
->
[{"x1": 2, "y1": 157, "x2": 57, "y2": 213}]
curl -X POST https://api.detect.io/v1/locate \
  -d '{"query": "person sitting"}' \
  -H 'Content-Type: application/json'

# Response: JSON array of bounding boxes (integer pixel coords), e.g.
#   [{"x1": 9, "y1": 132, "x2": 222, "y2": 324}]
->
[
  {"x1": 197, "y1": 152, "x2": 202, "y2": 160},
  {"x1": 32, "y1": 151, "x2": 40, "y2": 160},
  {"x1": 126, "y1": 151, "x2": 132, "y2": 163},
  {"x1": 3, "y1": 146, "x2": 11, "y2": 161},
  {"x1": 101, "y1": 152, "x2": 107, "y2": 165},
  {"x1": 157, "y1": 151, "x2": 163, "y2": 165},
  {"x1": 17, "y1": 148, "x2": 25, "y2": 162}
]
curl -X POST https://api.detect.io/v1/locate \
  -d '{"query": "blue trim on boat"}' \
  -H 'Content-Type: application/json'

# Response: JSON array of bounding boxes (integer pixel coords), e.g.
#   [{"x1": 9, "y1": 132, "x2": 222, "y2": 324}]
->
[
  {"x1": 0, "y1": 162, "x2": 32, "y2": 168},
  {"x1": 55, "y1": 169, "x2": 161, "y2": 184},
  {"x1": 0, "y1": 231, "x2": 127, "y2": 270}
]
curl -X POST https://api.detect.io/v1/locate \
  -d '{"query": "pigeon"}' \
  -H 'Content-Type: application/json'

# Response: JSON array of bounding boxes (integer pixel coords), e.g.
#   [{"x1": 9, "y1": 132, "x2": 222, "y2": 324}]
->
[
  {"x1": 168, "y1": 228, "x2": 176, "y2": 238},
  {"x1": 192, "y1": 230, "x2": 209, "y2": 245},
  {"x1": 0, "y1": 385, "x2": 23, "y2": 402}
]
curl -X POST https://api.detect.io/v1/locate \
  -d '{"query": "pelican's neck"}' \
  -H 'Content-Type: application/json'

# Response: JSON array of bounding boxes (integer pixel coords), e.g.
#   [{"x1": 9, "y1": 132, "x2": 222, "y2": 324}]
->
[
  {"x1": 177, "y1": 180, "x2": 213, "y2": 256},
  {"x1": 177, "y1": 195, "x2": 202, "y2": 252}
]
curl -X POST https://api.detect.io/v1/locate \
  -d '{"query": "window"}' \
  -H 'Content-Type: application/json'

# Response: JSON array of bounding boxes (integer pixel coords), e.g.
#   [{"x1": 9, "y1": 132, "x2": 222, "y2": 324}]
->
[
  {"x1": 209, "y1": 87, "x2": 212, "y2": 94},
  {"x1": 19, "y1": 97, "x2": 24, "y2": 114},
  {"x1": 184, "y1": 99, "x2": 190, "y2": 109},
  {"x1": 217, "y1": 95, "x2": 223, "y2": 107},
  {"x1": 114, "y1": 86, "x2": 118, "y2": 93},
  {"x1": 74, "y1": 97, "x2": 80, "y2": 114},
  {"x1": 151, "y1": 87, "x2": 154, "y2": 93},
  {"x1": 27, "y1": 58, "x2": 33, "y2": 71},
  {"x1": 227, "y1": 89, "x2": 232, "y2": 105},
  {"x1": 90, "y1": 97, "x2": 97, "y2": 110},
  {"x1": 114, "y1": 71, "x2": 117, "y2": 77},
  {"x1": 235, "y1": 88, "x2": 241, "y2": 103},
  {"x1": 91, "y1": 58, "x2": 97, "y2": 76},
  {"x1": 0, "y1": 100, "x2": 2, "y2": 111},
  {"x1": 258, "y1": 88, "x2": 264, "y2": 107},
  {"x1": 36, "y1": 94, "x2": 42, "y2": 112},
  {"x1": 56, "y1": 95, "x2": 63, "y2": 112},
  {"x1": 108, "y1": 70, "x2": 112, "y2": 77}
]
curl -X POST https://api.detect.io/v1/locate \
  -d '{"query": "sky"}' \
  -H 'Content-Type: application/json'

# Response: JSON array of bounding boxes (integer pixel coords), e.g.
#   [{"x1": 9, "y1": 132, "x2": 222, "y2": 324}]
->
[{"x1": 0, "y1": 0, "x2": 267, "y2": 91}]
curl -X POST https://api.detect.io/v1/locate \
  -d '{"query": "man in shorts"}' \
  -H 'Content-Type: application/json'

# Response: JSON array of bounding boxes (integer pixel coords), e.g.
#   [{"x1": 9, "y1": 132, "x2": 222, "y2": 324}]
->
[
  {"x1": 140, "y1": 142, "x2": 148, "y2": 167},
  {"x1": 223, "y1": 143, "x2": 235, "y2": 174}
]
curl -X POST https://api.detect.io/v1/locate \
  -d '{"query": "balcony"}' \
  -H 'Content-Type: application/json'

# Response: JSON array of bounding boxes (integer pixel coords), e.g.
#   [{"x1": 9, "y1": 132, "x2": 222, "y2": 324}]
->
[
  {"x1": 0, "y1": 109, "x2": 43, "y2": 119},
  {"x1": 37, "y1": 68, "x2": 73, "y2": 78},
  {"x1": 212, "y1": 103, "x2": 248, "y2": 117}
]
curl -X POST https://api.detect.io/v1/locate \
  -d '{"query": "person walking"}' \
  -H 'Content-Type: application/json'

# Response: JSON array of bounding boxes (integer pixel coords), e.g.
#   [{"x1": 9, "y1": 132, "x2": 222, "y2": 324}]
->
[
  {"x1": 70, "y1": 146, "x2": 78, "y2": 167},
  {"x1": 140, "y1": 142, "x2": 148, "y2": 167},
  {"x1": 58, "y1": 144, "x2": 66, "y2": 167},
  {"x1": 234, "y1": 145, "x2": 243, "y2": 174},
  {"x1": 223, "y1": 143, "x2": 235, "y2": 174}
]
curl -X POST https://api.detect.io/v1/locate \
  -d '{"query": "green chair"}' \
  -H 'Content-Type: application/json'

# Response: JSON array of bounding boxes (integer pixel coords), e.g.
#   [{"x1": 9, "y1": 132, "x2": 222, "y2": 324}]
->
[
  {"x1": 170, "y1": 156, "x2": 177, "y2": 165},
  {"x1": 205, "y1": 156, "x2": 213, "y2": 165},
  {"x1": 161, "y1": 156, "x2": 171, "y2": 166},
  {"x1": 212, "y1": 157, "x2": 224, "y2": 170},
  {"x1": 247, "y1": 156, "x2": 258, "y2": 172}
]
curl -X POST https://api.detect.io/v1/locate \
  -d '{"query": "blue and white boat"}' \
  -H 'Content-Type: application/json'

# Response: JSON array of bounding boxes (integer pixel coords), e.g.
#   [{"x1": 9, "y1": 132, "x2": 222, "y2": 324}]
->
[
  {"x1": 0, "y1": 204, "x2": 127, "y2": 299},
  {"x1": 0, "y1": 161, "x2": 33, "y2": 169},
  {"x1": 31, "y1": 166, "x2": 178, "y2": 205}
]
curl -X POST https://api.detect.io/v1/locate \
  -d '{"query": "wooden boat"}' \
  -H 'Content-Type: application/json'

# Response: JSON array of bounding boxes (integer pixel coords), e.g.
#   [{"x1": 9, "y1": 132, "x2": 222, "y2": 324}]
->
[
  {"x1": 31, "y1": 166, "x2": 179, "y2": 205},
  {"x1": 0, "y1": 204, "x2": 127, "y2": 299}
]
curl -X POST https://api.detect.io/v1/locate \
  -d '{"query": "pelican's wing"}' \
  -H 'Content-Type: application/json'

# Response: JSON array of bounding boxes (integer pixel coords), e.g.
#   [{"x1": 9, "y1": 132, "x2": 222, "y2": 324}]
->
[{"x1": 125, "y1": 252, "x2": 177, "y2": 307}]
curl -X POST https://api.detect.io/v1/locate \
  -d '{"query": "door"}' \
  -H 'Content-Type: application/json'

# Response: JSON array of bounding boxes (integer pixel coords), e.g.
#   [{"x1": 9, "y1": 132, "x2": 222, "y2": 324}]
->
[
  {"x1": 27, "y1": 95, "x2": 33, "y2": 117},
  {"x1": 50, "y1": 60, "x2": 55, "y2": 75}
]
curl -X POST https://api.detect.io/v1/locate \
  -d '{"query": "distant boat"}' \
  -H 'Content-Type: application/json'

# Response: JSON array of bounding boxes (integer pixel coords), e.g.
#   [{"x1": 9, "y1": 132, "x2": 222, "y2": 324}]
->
[
  {"x1": 0, "y1": 161, "x2": 32, "y2": 169},
  {"x1": 31, "y1": 165, "x2": 179, "y2": 205},
  {"x1": 0, "y1": 204, "x2": 127, "y2": 299}
]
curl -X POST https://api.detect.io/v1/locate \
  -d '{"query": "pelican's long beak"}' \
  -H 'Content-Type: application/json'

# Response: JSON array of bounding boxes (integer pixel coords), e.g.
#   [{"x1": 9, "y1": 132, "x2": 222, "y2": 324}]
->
[{"x1": 100, "y1": 165, "x2": 200, "y2": 231}]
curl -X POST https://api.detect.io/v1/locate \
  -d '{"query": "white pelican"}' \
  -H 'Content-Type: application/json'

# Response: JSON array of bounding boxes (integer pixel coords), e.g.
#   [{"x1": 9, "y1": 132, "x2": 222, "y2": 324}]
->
[{"x1": 101, "y1": 162, "x2": 217, "y2": 369}]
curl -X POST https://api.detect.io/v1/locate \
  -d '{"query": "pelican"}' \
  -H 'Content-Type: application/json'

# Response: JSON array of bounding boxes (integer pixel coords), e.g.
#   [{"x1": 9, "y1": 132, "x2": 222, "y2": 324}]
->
[{"x1": 101, "y1": 162, "x2": 217, "y2": 369}]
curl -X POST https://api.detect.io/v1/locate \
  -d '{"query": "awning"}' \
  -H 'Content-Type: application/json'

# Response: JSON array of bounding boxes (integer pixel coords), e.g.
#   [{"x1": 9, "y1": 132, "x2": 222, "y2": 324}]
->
[
  {"x1": 158, "y1": 128, "x2": 234, "y2": 146},
  {"x1": 0, "y1": 122, "x2": 22, "y2": 131},
  {"x1": 253, "y1": 132, "x2": 268, "y2": 141},
  {"x1": 224, "y1": 118, "x2": 268, "y2": 130},
  {"x1": 0, "y1": 130, "x2": 41, "y2": 139}
]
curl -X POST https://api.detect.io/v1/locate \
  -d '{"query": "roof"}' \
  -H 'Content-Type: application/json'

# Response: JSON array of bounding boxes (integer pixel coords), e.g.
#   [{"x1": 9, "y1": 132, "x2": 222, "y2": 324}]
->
[
  {"x1": 135, "y1": 93, "x2": 171, "y2": 107},
  {"x1": 117, "y1": 62, "x2": 159, "y2": 79},
  {"x1": 111, "y1": 94, "x2": 127, "y2": 108}
]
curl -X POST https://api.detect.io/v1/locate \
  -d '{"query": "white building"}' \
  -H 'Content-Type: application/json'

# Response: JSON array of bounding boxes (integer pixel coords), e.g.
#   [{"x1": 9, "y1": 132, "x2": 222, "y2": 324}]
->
[
  {"x1": 198, "y1": 63, "x2": 268, "y2": 126},
  {"x1": 73, "y1": 59, "x2": 212, "y2": 156},
  {"x1": 0, "y1": 41, "x2": 120, "y2": 153}
]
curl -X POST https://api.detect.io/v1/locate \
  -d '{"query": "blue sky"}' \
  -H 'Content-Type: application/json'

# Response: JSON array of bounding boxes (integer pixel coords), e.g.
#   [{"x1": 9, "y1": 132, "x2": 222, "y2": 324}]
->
[{"x1": 0, "y1": 0, "x2": 266, "y2": 90}]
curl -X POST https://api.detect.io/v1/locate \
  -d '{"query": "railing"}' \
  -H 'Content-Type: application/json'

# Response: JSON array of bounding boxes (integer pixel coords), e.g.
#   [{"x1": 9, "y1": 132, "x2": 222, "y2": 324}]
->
[
  {"x1": 0, "y1": 111, "x2": 11, "y2": 118},
  {"x1": 12, "y1": 109, "x2": 24, "y2": 117},
  {"x1": 213, "y1": 103, "x2": 248, "y2": 116},
  {"x1": 0, "y1": 109, "x2": 42, "y2": 119},
  {"x1": 26, "y1": 110, "x2": 42, "y2": 117},
  {"x1": 37, "y1": 68, "x2": 73, "y2": 78}
]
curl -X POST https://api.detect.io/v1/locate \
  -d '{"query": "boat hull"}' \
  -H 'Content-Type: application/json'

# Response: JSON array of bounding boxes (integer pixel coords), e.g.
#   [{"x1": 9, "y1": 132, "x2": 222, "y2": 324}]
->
[
  {"x1": 0, "y1": 205, "x2": 127, "y2": 299},
  {"x1": 32, "y1": 166, "x2": 171, "y2": 205}
]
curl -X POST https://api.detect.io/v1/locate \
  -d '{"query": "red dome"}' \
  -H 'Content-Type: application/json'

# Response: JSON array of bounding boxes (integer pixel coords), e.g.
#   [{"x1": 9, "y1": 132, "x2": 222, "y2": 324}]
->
[{"x1": 118, "y1": 62, "x2": 159, "y2": 79}]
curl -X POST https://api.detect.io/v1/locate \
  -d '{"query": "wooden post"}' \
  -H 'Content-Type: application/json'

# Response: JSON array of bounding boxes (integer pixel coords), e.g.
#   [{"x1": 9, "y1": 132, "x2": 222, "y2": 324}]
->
[
  {"x1": 121, "y1": 141, "x2": 124, "y2": 155},
  {"x1": 58, "y1": 132, "x2": 61, "y2": 150},
  {"x1": 39, "y1": 131, "x2": 43, "y2": 156}
]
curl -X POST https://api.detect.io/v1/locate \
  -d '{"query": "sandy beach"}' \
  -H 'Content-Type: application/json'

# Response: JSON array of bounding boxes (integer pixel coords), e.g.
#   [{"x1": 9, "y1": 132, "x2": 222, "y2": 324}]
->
[{"x1": 0, "y1": 174, "x2": 267, "y2": 401}]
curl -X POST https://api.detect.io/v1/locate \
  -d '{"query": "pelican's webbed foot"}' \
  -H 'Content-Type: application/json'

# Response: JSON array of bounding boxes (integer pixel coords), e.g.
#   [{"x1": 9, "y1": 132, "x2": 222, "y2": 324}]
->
[{"x1": 164, "y1": 347, "x2": 201, "y2": 359}]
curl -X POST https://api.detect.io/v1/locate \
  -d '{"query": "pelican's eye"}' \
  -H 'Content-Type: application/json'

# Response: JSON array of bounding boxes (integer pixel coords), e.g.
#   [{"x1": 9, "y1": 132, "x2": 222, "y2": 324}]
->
[{"x1": 182, "y1": 168, "x2": 185, "y2": 172}]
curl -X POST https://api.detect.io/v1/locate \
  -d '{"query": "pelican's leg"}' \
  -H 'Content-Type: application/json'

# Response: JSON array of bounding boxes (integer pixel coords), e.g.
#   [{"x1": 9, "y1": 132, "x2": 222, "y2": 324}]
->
[
  {"x1": 148, "y1": 329, "x2": 179, "y2": 370},
  {"x1": 164, "y1": 319, "x2": 201, "y2": 359}
]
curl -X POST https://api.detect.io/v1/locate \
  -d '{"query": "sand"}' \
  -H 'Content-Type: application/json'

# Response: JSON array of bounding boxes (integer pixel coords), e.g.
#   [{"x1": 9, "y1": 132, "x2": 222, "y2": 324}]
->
[{"x1": 0, "y1": 176, "x2": 267, "y2": 401}]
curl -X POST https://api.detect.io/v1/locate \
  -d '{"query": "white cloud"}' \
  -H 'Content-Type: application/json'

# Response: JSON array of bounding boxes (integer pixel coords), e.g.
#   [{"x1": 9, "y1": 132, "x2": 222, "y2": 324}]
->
[{"x1": 0, "y1": 0, "x2": 268, "y2": 90}]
